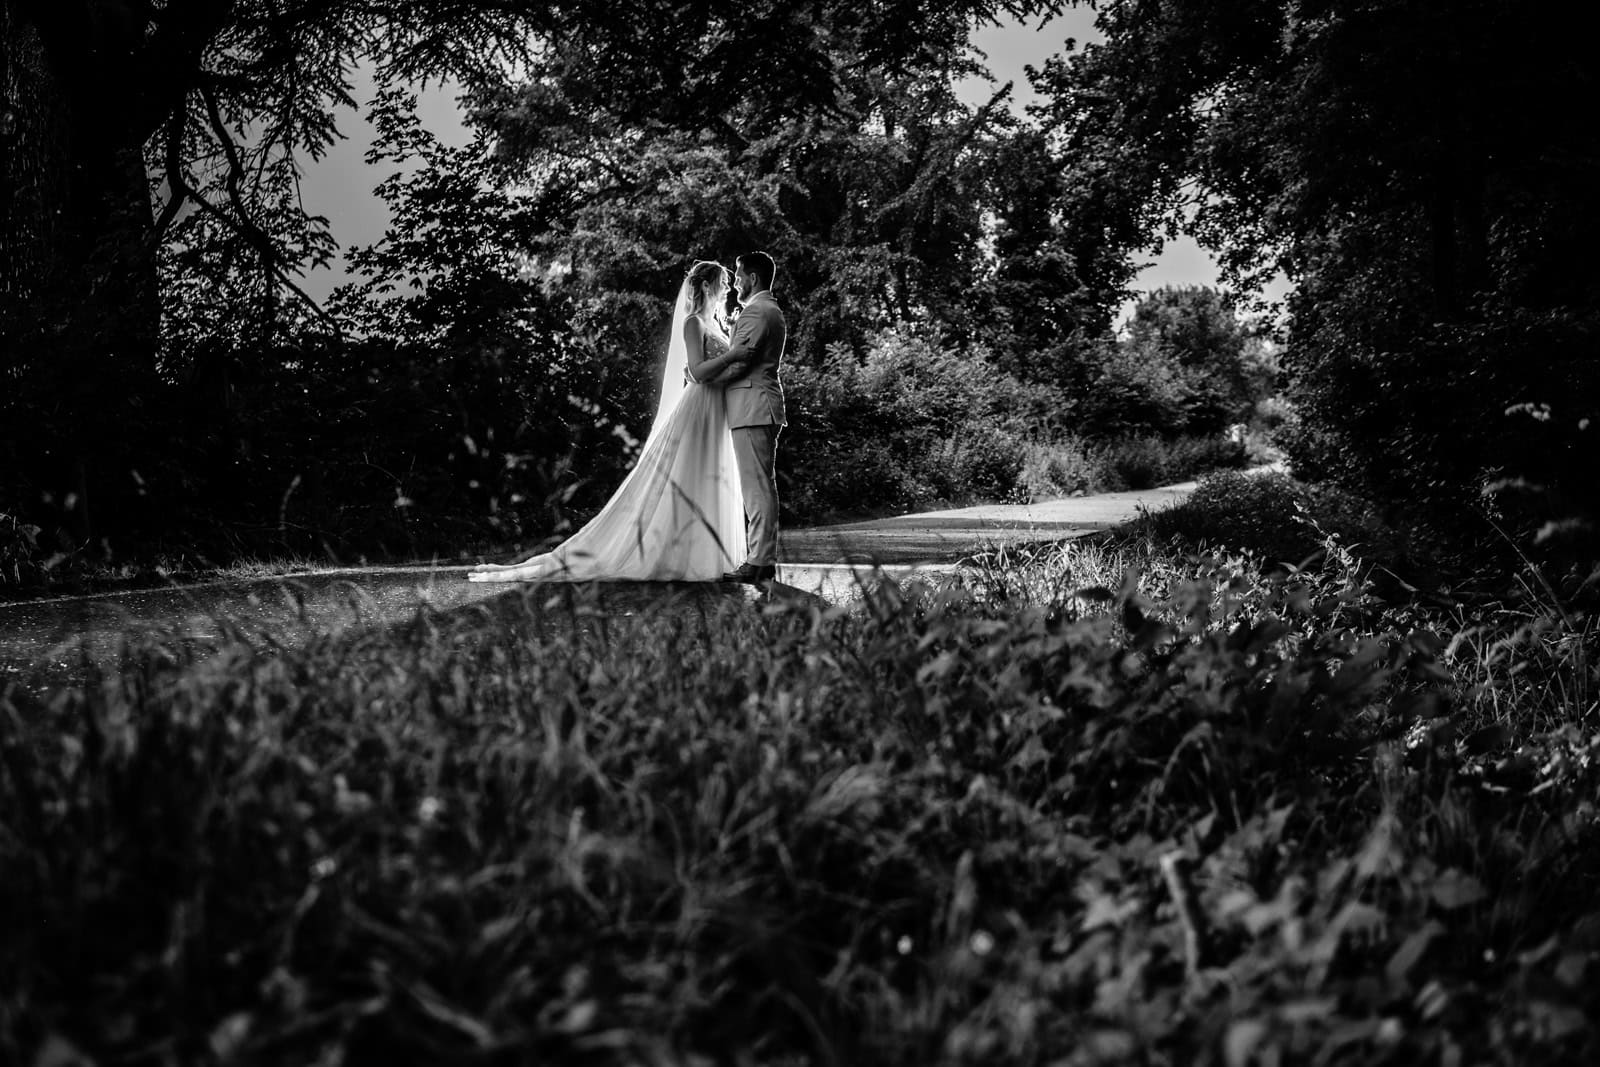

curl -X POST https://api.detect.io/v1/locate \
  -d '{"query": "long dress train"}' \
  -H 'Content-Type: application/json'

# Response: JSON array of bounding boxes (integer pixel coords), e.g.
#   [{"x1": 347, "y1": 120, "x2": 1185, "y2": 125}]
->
[{"x1": 467, "y1": 333, "x2": 744, "y2": 582}]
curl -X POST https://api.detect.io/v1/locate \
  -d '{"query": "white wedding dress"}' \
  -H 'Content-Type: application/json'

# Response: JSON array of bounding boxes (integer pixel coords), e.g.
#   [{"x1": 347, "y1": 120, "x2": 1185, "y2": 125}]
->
[{"x1": 468, "y1": 296, "x2": 744, "y2": 583}]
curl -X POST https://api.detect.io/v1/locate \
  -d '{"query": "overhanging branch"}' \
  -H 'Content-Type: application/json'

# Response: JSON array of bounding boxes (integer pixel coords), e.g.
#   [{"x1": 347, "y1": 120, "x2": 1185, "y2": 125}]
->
[
  {"x1": 150, "y1": 108, "x2": 190, "y2": 244},
  {"x1": 163, "y1": 82, "x2": 342, "y2": 336}
]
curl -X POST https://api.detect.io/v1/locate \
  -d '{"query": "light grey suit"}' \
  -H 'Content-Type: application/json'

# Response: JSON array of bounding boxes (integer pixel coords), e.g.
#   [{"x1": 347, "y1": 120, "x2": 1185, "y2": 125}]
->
[{"x1": 721, "y1": 291, "x2": 787, "y2": 567}]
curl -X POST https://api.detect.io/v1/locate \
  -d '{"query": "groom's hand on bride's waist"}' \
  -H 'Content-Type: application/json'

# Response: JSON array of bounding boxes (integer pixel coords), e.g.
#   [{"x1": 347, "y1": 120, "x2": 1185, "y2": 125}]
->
[{"x1": 700, "y1": 360, "x2": 750, "y2": 385}]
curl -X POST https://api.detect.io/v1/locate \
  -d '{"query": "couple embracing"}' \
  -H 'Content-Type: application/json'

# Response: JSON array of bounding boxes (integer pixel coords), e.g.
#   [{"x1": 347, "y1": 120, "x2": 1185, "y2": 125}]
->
[{"x1": 469, "y1": 252, "x2": 786, "y2": 586}]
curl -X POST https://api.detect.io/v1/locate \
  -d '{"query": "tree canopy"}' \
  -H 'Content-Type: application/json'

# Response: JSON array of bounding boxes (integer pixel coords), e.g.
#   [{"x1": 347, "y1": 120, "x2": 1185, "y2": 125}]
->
[
  {"x1": 1030, "y1": 0, "x2": 1599, "y2": 553},
  {"x1": 1, "y1": 0, "x2": 1069, "y2": 547},
  {"x1": 5, "y1": 0, "x2": 1591, "y2": 572}
]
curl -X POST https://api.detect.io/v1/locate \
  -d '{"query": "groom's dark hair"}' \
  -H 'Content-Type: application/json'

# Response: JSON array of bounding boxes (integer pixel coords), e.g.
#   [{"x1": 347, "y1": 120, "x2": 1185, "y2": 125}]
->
[{"x1": 738, "y1": 251, "x2": 776, "y2": 291}]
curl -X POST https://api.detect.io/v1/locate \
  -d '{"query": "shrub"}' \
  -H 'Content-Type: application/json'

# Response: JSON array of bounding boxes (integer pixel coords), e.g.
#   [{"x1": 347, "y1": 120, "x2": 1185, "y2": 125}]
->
[
  {"x1": 780, "y1": 326, "x2": 1060, "y2": 519},
  {"x1": 927, "y1": 425, "x2": 1027, "y2": 503},
  {"x1": 1015, "y1": 437, "x2": 1102, "y2": 500},
  {"x1": 1070, "y1": 337, "x2": 1193, "y2": 438},
  {"x1": 1101, "y1": 435, "x2": 1166, "y2": 489},
  {"x1": 1252, "y1": 393, "x2": 1293, "y2": 431},
  {"x1": 1145, "y1": 469, "x2": 1315, "y2": 562},
  {"x1": 1143, "y1": 468, "x2": 1402, "y2": 568},
  {"x1": 782, "y1": 437, "x2": 919, "y2": 521},
  {"x1": 1287, "y1": 288, "x2": 1600, "y2": 569},
  {"x1": 1099, "y1": 434, "x2": 1249, "y2": 492},
  {"x1": 1008, "y1": 434, "x2": 1249, "y2": 503},
  {"x1": 0, "y1": 512, "x2": 43, "y2": 588}
]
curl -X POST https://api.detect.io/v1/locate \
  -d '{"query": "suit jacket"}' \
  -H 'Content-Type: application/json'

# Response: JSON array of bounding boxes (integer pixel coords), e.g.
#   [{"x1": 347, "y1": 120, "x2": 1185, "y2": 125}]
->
[{"x1": 722, "y1": 291, "x2": 787, "y2": 429}]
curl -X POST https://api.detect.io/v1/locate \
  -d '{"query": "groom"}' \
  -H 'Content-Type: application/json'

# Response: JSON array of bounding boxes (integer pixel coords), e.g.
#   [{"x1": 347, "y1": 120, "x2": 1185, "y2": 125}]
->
[{"x1": 719, "y1": 251, "x2": 787, "y2": 584}]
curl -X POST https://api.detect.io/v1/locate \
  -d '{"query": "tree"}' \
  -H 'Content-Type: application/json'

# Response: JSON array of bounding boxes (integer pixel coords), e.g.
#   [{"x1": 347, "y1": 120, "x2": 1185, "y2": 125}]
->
[
  {"x1": 0, "y1": 0, "x2": 1066, "y2": 551},
  {"x1": 466, "y1": 2, "x2": 1074, "y2": 368},
  {"x1": 1125, "y1": 285, "x2": 1256, "y2": 430},
  {"x1": 968, "y1": 127, "x2": 1096, "y2": 387},
  {"x1": 2, "y1": 0, "x2": 560, "y2": 545},
  {"x1": 1033, "y1": 0, "x2": 1600, "y2": 557}
]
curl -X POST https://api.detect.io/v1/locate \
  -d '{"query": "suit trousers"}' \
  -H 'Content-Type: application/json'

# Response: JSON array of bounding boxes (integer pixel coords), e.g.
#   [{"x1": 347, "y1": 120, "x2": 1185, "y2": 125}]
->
[{"x1": 731, "y1": 424, "x2": 781, "y2": 566}]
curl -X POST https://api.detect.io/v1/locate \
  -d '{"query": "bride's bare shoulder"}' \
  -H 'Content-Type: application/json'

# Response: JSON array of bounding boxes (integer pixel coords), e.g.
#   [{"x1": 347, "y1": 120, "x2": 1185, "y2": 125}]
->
[{"x1": 682, "y1": 314, "x2": 704, "y2": 346}]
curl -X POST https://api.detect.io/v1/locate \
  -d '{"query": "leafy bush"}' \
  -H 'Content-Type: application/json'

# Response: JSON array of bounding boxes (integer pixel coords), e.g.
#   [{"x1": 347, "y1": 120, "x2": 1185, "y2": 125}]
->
[
  {"x1": 1064, "y1": 289, "x2": 1275, "y2": 441},
  {"x1": 1015, "y1": 438, "x2": 1102, "y2": 499},
  {"x1": 1100, "y1": 434, "x2": 1249, "y2": 492},
  {"x1": 1010, "y1": 434, "x2": 1249, "y2": 503},
  {"x1": 1253, "y1": 393, "x2": 1293, "y2": 431},
  {"x1": 926, "y1": 425, "x2": 1027, "y2": 502},
  {"x1": 1069, "y1": 336, "x2": 1193, "y2": 438},
  {"x1": 1101, "y1": 435, "x2": 1167, "y2": 489},
  {"x1": 1142, "y1": 468, "x2": 1402, "y2": 568},
  {"x1": 780, "y1": 327, "x2": 1061, "y2": 518},
  {"x1": 1147, "y1": 469, "x2": 1322, "y2": 563}
]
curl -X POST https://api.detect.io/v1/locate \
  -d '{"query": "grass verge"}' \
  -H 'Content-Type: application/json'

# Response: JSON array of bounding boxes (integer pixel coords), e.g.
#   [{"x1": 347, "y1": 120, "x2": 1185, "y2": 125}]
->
[{"x1": 3, "y1": 515, "x2": 1598, "y2": 1064}]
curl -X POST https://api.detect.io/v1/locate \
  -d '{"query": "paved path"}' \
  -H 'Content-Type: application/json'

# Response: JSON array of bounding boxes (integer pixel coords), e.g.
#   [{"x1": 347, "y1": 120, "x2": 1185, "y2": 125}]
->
[
  {"x1": 777, "y1": 480, "x2": 1198, "y2": 564},
  {"x1": 0, "y1": 478, "x2": 1200, "y2": 691}
]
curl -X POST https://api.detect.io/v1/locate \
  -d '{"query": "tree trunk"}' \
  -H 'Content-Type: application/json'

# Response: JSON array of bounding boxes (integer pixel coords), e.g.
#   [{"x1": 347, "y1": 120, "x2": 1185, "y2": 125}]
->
[{"x1": 3, "y1": 0, "x2": 161, "y2": 547}]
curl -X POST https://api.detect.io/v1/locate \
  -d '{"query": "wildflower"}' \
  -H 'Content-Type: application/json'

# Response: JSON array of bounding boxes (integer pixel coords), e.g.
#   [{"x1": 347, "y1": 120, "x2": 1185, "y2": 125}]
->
[{"x1": 418, "y1": 796, "x2": 444, "y2": 823}]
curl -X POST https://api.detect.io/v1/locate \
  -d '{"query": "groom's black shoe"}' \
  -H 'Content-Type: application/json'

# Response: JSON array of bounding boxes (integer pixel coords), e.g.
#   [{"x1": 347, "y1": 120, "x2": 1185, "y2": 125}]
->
[{"x1": 722, "y1": 562, "x2": 777, "y2": 585}]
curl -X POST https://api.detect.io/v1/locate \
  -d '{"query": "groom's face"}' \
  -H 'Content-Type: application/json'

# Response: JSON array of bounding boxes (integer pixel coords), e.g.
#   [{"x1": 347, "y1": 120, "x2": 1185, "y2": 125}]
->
[{"x1": 734, "y1": 263, "x2": 754, "y2": 301}]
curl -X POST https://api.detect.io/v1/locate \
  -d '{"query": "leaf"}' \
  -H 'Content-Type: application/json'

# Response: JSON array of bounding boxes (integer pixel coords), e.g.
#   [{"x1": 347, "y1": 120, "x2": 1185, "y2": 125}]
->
[
  {"x1": 1309, "y1": 902, "x2": 1387, "y2": 974},
  {"x1": 1083, "y1": 1030, "x2": 1137, "y2": 1060},
  {"x1": 916, "y1": 650, "x2": 961, "y2": 686},
  {"x1": 1320, "y1": 1019, "x2": 1382, "y2": 1057},
  {"x1": 1430, "y1": 869, "x2": 1487, "y2": 910},
  {"x1": 1386, "y1": 919, "x2": 1444, "y2": 987},
  {"x1": 31, "y1": 1034, "x2": 96, "y2": 1067},
  {"x1": 1327, "y1": 640, "x2": 1389, "y2": 698},
  {"x1": 1527, "y1": 999, "x2": 1588, "y2": 1041},
  {"x1": 806, "y1": 764, "x2": 884, "y2": 823},
  {"x1": 408, "y1": 981, "x2": 496, "y2": 1047},
  {"x1": 944, "y1": 850, "x2": 977, "y2": 941},
  {"x1": 1081, "y1": 892, "x2": 1140, "y2": 932},
  {"x1": 1011, "y1": 734, "x2": 1050, "y2": 770},
  {"x1": 1215, "y1": 888, "x2": 1258, "y2": 924},
  {"x1": 1554, "y1": 952, "x2": 1589, "y2": 988},
  {"x1": 209, "y1": 1012, "x2": 253, "y2": 1061},
  {"x1": 1278, "y1": 997, "x2": 1338, "y2": 1025},
  {"x1": 1354, "y1": 813, "x2": 1404, "y2": 880},
  {"x1": 1224, "y1": 1019, "x2": 1269, "y2": 1067}
]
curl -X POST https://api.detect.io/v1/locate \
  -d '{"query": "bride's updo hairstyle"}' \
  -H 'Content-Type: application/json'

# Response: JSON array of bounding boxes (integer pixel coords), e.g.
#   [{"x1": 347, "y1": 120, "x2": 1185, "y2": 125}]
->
[{"x1": 684, "y1": 259, "x2": 730, "y2": 329}]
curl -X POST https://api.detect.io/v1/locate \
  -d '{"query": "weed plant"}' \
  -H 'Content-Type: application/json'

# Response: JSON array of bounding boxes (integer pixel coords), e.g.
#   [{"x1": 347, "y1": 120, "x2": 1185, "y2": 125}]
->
[{"x1": 3, "y1": 528, "x2": 1598, "y2": 1064}]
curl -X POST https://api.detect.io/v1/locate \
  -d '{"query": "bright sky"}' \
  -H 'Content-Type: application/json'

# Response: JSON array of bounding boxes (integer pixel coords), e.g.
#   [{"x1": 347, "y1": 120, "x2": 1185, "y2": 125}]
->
[{"x1": 297, "y1": 9, "x2": 1279, "y2": 318}]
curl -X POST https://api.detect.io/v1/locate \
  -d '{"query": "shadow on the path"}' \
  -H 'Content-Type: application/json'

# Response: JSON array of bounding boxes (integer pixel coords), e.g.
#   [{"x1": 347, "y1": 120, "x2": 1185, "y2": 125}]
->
[{"x1": 0, "y1": 567, "x2": 832, "y2": 697}]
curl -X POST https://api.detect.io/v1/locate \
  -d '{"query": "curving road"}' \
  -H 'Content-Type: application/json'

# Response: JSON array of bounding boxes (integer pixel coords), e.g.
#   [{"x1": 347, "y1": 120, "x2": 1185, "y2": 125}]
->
[{"x1": 0, "y1": 478, "x2": 1202, "y2": 692}]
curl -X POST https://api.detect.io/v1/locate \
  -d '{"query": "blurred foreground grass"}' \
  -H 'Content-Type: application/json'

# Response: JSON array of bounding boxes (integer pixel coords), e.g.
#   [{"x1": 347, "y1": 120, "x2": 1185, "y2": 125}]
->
[{"x1": 3, "y1": 511, "x2": 1598, "y2": 1065}]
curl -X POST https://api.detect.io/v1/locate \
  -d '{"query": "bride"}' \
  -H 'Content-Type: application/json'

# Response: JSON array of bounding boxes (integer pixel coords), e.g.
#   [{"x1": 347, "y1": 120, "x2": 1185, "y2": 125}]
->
[{"x1": 468, "y1": 260, "x2": 751, "y2": 583}]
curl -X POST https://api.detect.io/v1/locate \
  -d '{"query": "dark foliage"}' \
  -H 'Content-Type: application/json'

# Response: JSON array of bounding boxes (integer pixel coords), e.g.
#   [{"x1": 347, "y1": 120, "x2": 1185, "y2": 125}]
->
[
  {"x1": 1034, "y1": 0, "x2": 1600, "y2": 570},
  {"x1": 3, "y1": 533, "x2": 1597, "y2": 1063},
  {"x1": 1, "y1": 0, "x2": 1072, "y2": 561}
]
